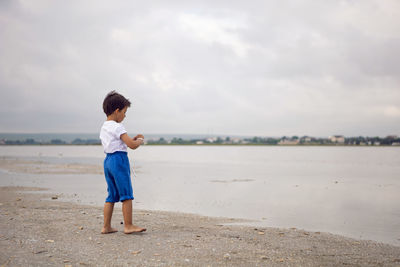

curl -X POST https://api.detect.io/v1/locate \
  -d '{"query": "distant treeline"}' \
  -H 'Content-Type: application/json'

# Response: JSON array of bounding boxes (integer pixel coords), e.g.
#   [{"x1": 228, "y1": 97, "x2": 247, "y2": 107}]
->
[
  {"x1": 1, "y1": 135, "x2": 400, "y2": 146},
  {"x1": 147, "y1": 135, "x2": 400, "y2": 146},
  {"x1": 0, "y1": 138, "x2": 101, "y2": 145}
]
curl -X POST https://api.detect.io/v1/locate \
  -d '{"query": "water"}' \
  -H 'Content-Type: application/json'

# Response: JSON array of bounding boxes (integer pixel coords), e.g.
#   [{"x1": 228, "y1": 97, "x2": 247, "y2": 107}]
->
[{"x1": 0, "y1": 145, "x2": 399, "y2": 246}]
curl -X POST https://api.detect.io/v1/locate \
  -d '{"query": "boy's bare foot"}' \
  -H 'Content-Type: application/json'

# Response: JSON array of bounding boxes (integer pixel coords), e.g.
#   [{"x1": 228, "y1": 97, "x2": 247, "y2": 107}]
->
[
  {"x1": 101, "y1": 227, "x2": 118, "y2": 234},
  {"x1": 124, "y1": 225, "x2": 146, "y2": 234}
]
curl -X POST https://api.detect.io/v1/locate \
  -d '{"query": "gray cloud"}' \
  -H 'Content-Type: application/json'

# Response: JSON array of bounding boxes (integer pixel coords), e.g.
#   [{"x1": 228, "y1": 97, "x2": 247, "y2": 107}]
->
[{"x1": 0, "y1": 0, "x2": 399, "y2": 136}]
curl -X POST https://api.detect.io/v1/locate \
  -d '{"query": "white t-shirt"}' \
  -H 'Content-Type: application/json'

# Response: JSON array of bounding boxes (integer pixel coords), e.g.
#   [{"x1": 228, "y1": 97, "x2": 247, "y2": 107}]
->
[{"x1": 99, "y1": 121, "x2": 128, "y2": 153}]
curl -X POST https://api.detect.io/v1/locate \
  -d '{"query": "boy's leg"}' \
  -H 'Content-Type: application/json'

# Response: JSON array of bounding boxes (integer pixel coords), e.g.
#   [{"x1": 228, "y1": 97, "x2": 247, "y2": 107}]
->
[
  {"x1": 101, "y1": 202, "x2": 118, "y2": 234},
  {"x1": 122, "y1": 199, "x2": 146, "y2": 234},
  {"x1": 103, "y1": 154, "x2": 119, "y2": 234}
]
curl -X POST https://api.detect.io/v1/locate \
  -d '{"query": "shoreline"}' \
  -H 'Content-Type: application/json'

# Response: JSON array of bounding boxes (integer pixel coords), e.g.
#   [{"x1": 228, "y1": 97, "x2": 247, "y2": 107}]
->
[{"x1": 1, "y1": 186, "x2": 400, "y2": 266}]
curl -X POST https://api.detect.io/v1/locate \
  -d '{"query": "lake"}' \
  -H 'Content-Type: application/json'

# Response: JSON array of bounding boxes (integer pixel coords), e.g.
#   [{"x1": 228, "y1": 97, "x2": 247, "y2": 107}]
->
[{"x1": 0, "y1": 145, "x2": 399, "y2": 246}]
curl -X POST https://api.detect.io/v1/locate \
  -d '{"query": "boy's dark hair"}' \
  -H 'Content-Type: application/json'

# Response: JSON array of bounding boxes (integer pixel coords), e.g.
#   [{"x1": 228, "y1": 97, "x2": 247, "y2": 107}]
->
[{"x1": 103, "y1": 91, "x2": 131, "y2": 116}]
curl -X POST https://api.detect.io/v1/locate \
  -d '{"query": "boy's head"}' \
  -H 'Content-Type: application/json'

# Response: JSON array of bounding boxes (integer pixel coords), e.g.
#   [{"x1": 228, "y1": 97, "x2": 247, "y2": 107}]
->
[{"x1": 103, "y1": 91, "x2": 131, "y2": 116}]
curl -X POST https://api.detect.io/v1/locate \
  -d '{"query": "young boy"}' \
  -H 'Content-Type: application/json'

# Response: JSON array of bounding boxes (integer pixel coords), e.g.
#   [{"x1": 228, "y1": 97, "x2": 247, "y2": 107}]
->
[{"x1": 99, "y1": 91, "x2": 146, "y2": 234}]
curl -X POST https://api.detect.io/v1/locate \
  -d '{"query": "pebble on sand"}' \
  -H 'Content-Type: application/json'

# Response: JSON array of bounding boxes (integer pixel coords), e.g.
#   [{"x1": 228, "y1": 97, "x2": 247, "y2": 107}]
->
[{"x1": 131, "y1": 250, "x2": 141, "y2": 255}]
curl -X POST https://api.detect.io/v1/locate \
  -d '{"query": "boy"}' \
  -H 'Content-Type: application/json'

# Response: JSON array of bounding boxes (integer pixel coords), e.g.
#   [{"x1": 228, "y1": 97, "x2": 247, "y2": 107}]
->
[{"x1": 99, "y1": 91, "x2": 146, "y2": 234}]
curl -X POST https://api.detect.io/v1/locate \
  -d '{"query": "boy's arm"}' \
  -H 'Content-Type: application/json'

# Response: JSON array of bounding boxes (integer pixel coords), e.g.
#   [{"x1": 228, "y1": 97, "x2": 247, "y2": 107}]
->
[{"x1": 120, "y1": 133, "x2": 143, "y2": 150}]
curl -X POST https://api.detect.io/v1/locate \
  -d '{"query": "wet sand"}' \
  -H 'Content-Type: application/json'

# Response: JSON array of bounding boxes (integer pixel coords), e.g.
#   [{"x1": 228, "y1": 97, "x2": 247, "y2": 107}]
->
[
  {"x1": 0, "y1": 157, "x2": 103, "y2": 175},
  {"x1": 1, "y1": 186, "x2": 400, "y2": 266}
]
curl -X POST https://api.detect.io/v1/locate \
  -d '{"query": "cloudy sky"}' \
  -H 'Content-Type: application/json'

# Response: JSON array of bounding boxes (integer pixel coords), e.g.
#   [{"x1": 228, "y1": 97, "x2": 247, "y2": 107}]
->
[{"x1": 0, "y1": 0, "x2": 399, "y2": 137}]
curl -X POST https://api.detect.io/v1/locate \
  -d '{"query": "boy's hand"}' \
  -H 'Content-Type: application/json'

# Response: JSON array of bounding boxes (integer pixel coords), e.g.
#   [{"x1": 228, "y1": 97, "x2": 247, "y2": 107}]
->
[
  {"x1": 121, "y1": 133, "x2": 143, "y2": 149},
  {"x1": 133, "y1": 134, "x2": 144, "y2": 140},
  {"x1": 133, "y1": 134, "x2": 144, "y2": 145}
]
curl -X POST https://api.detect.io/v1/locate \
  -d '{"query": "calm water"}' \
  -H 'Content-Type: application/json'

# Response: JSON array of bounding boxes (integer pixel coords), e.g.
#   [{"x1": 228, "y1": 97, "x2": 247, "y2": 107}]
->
[{"x1": 0, "y1": 145, "x2": 399, "y2": 246}]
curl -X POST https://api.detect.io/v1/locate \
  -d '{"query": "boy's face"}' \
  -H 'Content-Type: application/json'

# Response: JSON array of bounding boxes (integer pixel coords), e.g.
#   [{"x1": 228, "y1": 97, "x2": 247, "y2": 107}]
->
[{"x1": 115, "y1": 106, "x2": 128, "y2": 123}]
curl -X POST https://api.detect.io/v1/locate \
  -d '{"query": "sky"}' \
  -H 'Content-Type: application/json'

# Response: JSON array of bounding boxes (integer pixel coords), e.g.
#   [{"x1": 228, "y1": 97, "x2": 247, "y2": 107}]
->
[{"x1": 0, "y1": 0, "x2": 399, "y2": 137}]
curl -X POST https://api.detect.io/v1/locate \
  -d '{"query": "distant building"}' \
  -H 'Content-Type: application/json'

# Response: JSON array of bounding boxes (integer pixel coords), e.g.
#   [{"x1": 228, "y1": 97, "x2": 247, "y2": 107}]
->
[
  {"x1": 206, "y1": 137, "x2": 217, "y2": 143},
  {"x1": 300, "y1": 136, "x2": 312, "y2": 143},
  {"x1": 278, "y1": 139, "x2": 299, "y2": 145},
  {"x1": 231, "y1": 138, "x2": 242, "y2": 144},
  {"x1": 329, "y1": 135, "x2": 345, "y2": 144}
]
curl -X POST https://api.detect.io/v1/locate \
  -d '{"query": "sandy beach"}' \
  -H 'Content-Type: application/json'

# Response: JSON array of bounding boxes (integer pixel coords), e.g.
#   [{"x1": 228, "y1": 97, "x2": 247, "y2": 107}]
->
[
  {"x1": 1, "y1": 151, "x2": 400, "y2": 266},
  {"x1": 1, "y1": 186, "x2": 400, "y2": 267}
]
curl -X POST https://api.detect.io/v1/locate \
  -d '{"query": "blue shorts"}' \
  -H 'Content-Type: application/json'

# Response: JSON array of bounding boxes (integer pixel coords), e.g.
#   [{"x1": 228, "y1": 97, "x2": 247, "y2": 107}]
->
[{"x1": 103, "y1": 151, "x2": 133, "y2": 203}]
